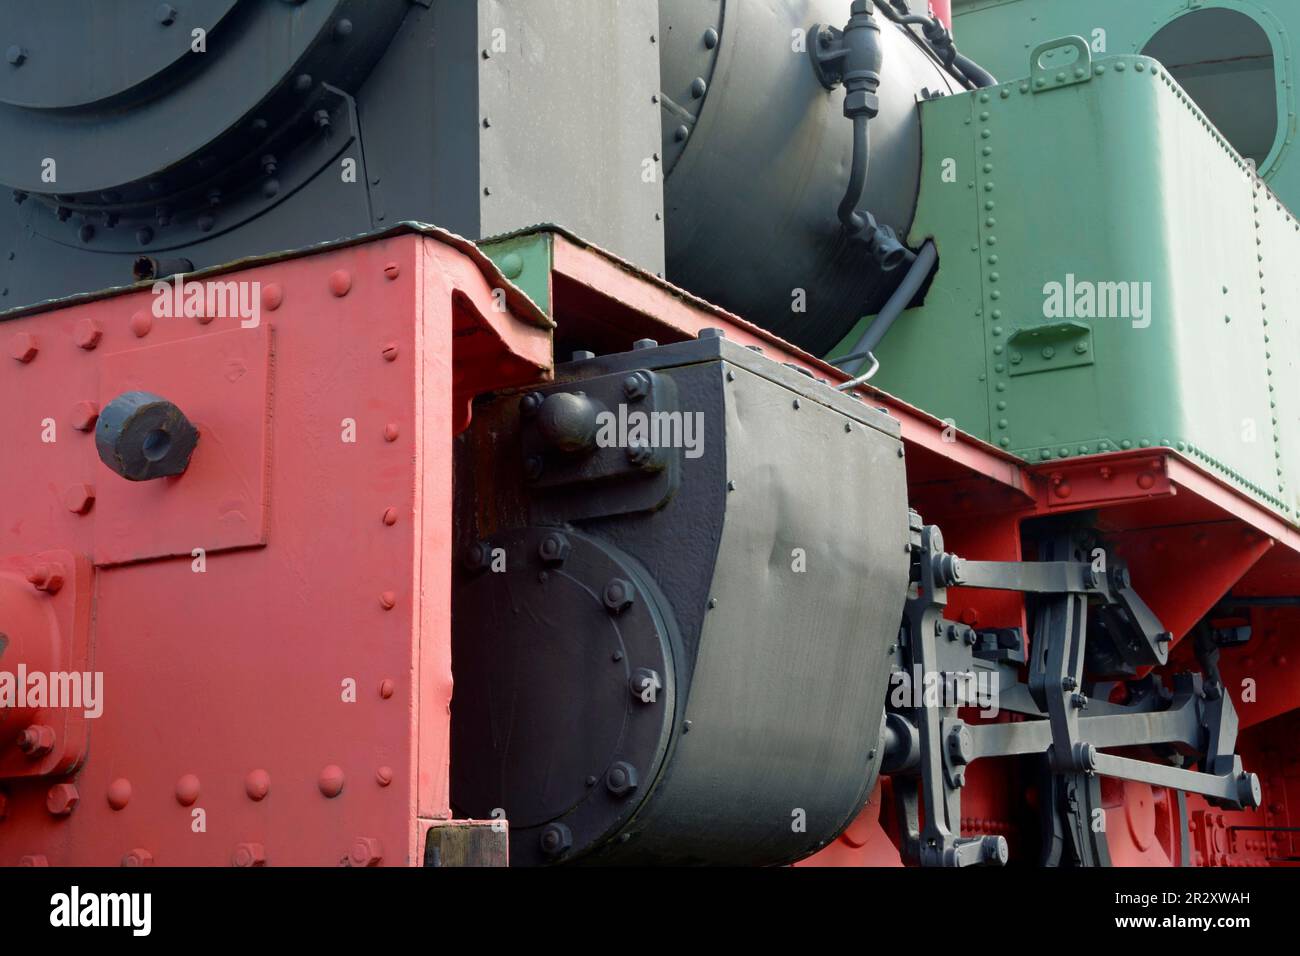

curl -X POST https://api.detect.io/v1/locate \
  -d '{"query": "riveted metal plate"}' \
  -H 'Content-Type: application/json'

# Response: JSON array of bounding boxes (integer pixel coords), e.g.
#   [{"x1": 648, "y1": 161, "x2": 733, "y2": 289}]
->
[{"x1": 94, "y1": 325, "x2": 272, "y2": 566}]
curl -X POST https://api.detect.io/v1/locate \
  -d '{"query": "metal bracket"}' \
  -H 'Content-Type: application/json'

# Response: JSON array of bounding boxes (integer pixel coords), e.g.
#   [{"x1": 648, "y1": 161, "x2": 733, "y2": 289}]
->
[{"x1": 1030, "y1": 36, "x2": 1094, "y2": 94}]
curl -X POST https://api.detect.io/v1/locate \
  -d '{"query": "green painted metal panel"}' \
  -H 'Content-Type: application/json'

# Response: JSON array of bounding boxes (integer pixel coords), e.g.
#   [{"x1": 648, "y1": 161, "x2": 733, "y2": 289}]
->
[
  {"x1": 833, "y1": 43, "x2": 1300, "y2": 519},
  {"x1": 479, "y1": 232, "x2": 554, "y2": 315},
  {"x1": 952, "y1": 0, "x2": 1299, "y2": 208}
]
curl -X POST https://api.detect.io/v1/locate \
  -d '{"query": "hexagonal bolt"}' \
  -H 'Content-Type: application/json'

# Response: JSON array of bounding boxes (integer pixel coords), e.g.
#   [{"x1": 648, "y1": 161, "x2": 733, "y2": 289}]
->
[
  {"x1": 47, "y1": 783, "x2": 79, "y2": 816},
  {"x1": 632, "y1": 338, "x2": 659, "y2": 351},
  {"x1": 461, "y1": 540, "x2": 493, "y2": 574},
  {"x1": 623, "y1": 372, "x2": 650, "y2": 401},
  {"x1": 26, "y1": 563, "x2": 65, "y2": 594},
  {"x1": 17, "y1": 724, "x2": 55, "y2": 758},
  {"x1": 5, "y1": 45, "x2": 27, "y2": 67},
  {"x1": 538, "y1": 532, "x2": 571, "y2": 565},
  {"x1": 155, "y1": 3, "x2": 178, "y2": 25},
  {"x1": 348, "y1": 837, "x2": 383, "y2": 867},
  {"x1": 605, "y1": 761, "x2": 639, "y2": 798},
  {"x1": 232, "y1": 842, "x2": 267, "y2": 867},
  {"x1": 629, "y1": 668, "x2": 662, "y2": 704},
  {"x1": 603, "y1": 578, "x2": 635, "y2": 614},
  {"x1": 95, "y1": 391, "x2": 200, "y2": 481},
  {"x1": 73, "y1": 318, "x2": 103, "y2": 350},
  {"x1": 70, "y1": 401, "x2": 100, "y2": 432},
  {"x1": 946, "y1": 725, "x2": 974, "y2": 767},
  {"x1": 626, "y1": 444, "x2": 655, "y2": 468},
  {"x1": 539, "y1": 823, "x2": 572, "y2": 859},
  {"x1": 520, "y1": 392, "x2": 544, "y2": 418},
  {"x1": 9, "y1": 331, "x2": 38, "y2": 363},
  {"x1": 122, "y1": 848, "x2": 155, "y2": 867},
  {"x1": 524, "y1": 455, "x2": 545, "y2": 482},
  {"x1": 19, "y1": 855, "x2": 48, "y2": 867},
  {"x1": 63, "y1": 483, "x2": 95, "y2": 515}
]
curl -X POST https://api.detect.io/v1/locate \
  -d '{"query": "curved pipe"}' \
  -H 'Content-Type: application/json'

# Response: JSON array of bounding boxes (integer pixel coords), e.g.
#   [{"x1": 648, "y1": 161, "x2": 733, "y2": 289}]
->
[
  {"x1": 954, "y1": 52, "x2": 997, "y2": 89},
  {"x1": 841, "y1": 239, "x2": 938, "y2": 375},
  {"x1": 838, "y1": 115, "x2": 871, "y2": 234}
]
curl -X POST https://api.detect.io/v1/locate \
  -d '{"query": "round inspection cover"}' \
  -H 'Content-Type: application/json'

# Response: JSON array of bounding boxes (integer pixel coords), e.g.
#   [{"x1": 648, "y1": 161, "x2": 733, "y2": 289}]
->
[
  {"x1": 452, "y1": 528, "x2": 676, "y2": 866},
  {"x1": 0, "y1": 0, "x2": 406, "y2": 200}
]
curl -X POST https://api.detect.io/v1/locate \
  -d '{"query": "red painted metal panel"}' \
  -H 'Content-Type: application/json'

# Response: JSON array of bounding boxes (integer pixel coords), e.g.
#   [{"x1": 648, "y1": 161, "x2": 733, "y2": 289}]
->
[{"x1": 0, "y1": 233, "x2": 550, "y2": 865}]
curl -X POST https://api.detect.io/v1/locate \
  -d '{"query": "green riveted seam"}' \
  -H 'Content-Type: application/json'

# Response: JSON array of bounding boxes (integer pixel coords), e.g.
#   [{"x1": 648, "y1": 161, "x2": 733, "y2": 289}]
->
[{"x1": 976, "y1": 84, "x2": 1011, "y2": 450}]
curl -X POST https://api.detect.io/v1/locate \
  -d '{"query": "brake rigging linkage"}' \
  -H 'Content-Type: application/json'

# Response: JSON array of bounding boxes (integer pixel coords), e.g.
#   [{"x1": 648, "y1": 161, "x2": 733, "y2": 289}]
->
[{"x1": 880, "y1": 513, "x2": 1263, "y2": 867}]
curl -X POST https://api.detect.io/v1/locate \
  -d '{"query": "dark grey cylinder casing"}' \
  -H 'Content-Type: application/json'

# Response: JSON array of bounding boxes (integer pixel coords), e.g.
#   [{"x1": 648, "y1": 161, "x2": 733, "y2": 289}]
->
[
  {"x1": 452, "y1": 337, "x2": 911, "y2": 865},
  {"x1": 659, "y1": 0, "x2": 963, "y2": 354}
]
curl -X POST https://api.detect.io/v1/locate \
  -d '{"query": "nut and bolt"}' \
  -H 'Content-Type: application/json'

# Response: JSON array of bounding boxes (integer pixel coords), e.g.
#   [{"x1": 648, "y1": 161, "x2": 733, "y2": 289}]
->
[
  {"x1": 623, "y1": 373, "x2": 650, "y2": 401},
  {"x1": 605, "y1": 761, "x2": 639, "y2": 798},
  {"x1": 520, "y1": 392, "x2": 544, "y2": 417},
  {"x1": 232, "y1": 842, "x2": 267, "y2": 867},
  {"x1": 348, "y1": 837, "x2": 383, "y2": 867},
  {"x1": 539, "y1": 823, "x2": 572, "y2": 858},
  {"x1": 46, "y1": 783, "x2": 79, "y2": 816},
  {"x1": 538, "y1": 532, "x2": 571, "y2": 565},
  {"x1": 27, "y1": 563, "x2": 64, "y2": 594},
  {"x1": 18, "y1": 725, "x2": 55, "y2": 758},
  {"x1": 462, "y1": 540, "x2": 493, "y2": 573},
  {"x1": 122, "y1": 848, "x2": 155, "y2": 867},
  {"x1": 603, "y1": 578, "x2": 635, "y2": 613},
  {"x1": 629, "y1": 667, "x2": 661, "y2": 704}
]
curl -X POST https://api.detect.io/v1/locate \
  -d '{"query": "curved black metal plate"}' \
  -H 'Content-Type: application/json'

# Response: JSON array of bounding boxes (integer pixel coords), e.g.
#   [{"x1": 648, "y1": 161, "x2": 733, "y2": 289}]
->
[{"x1": 452, "y1": 527, "x2": 678, "y2": 866}]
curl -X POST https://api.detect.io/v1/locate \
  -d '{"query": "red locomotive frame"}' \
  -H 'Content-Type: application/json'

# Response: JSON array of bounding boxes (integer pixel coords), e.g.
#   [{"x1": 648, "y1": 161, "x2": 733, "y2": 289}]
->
[{"x1": 1, "y1": 225, "x2": 1292, "y2": 866}]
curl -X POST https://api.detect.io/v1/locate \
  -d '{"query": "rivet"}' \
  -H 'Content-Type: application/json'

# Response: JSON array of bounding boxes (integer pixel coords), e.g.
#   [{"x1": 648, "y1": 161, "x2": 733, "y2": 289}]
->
[
  {"x1": 376, "y1": 766, "x2": 393, "y2": 787},
  {"x1": 318, "y1": 765, "x2": 345, "y2": 798},
  {"x1": 74, "y1": 318, "x2": 103, "y2": 350},
  {"x1": 383, "y1": 262, "x2": 400, "y2": 281},
  {"x1": 500, "y1": 252, "x2": 524, "y2": 280},
  {"x1": 379, "y1": 591, "x2": 397, "y2": 610},
  {"x1": 381, "y1": 343, "x2": 400, "y2": 362},
  {"x1": 19, "y1": 855, "x2": 49, "y2": 867},
  {"x1": 175, "y1": 774, "x2": 201, "y2": 806},
  {"x1": 107, "y1": 778, "x2": 132, "y2": 811},
  {"x1": 6, "y1": 44, "x2": 27, "y2": 66},
  {"x1": 262, "y1": 283, "x2": 284, "y2": 311},
  {"x1": 379, "y1": 678, "x2": 395, "y2": 699},
  {"x1": 130, "y1": 311, "x2": 153, "y2": 337},
  {"x1": 383, "y1": 423, "x2": 400, "y2": 442},
  {"x1": 245, "y1": 769, "x2": 271, "y2": 801},
  {"x1": 329, "y1": 270, "x2": 353, "y2": 297}
]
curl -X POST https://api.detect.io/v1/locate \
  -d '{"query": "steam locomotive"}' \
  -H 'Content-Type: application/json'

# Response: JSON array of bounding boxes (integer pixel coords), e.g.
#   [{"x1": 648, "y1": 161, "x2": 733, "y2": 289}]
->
[{"x1": 0, "y1": 0, "x2": 1294, "y2": 868}]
